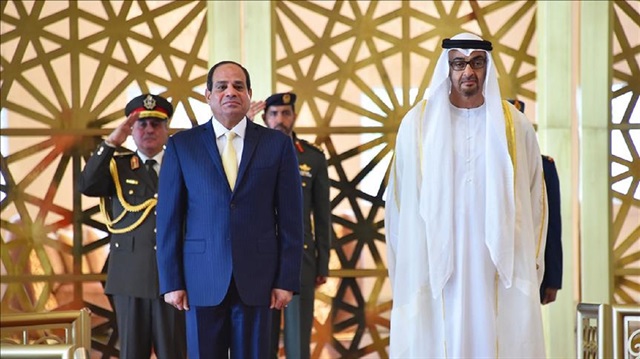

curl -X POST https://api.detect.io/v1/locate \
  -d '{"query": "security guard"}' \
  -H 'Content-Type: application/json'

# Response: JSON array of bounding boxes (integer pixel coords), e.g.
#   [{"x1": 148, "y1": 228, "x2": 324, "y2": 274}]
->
[
  {"x1": 78, "y1": 94, "x2": 186, "y2": 359},
  {"x1": 250, "y1": 92, "x2": 331, "y2": 359},
  {"x1": 540, "y1": 154, "x2": 562, "y2": 304}
]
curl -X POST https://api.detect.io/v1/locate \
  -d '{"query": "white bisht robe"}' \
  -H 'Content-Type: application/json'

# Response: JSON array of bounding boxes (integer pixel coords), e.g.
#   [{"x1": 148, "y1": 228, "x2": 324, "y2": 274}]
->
[{"x1": 385, "y1": 99, "x2": 548, "y2": 358}]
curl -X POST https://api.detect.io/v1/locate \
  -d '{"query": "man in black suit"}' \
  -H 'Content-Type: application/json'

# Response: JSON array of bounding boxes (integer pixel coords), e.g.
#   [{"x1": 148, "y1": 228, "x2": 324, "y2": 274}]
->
[
  {"x1": 78, "y1": 94, "x2": 186, "y2": 359},
  {"x1": 507, "y1": 98, "x2": 563, "y2": 304}
]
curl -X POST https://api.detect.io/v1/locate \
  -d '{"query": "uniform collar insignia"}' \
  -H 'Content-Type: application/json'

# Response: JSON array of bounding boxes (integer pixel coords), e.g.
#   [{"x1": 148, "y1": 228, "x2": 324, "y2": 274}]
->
[
  {"x1": 299, "y1": 163, "x2": 311, "y2": 172},
  {"x1": 130, "y1": 156, "x2": 140, "y2": 170}
]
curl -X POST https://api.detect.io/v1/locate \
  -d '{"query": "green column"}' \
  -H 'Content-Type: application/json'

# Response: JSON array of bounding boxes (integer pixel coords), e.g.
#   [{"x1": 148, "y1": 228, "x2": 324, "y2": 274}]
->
[
  {"x1": 207, "y1": 1, "x2": 272, "y2": 100},
  {"x1": 537, "y1": 1, "x2": 576, "y2": 357},
  {"x1": 580, "y1": 1, "x2": 613, "y2": 304}
]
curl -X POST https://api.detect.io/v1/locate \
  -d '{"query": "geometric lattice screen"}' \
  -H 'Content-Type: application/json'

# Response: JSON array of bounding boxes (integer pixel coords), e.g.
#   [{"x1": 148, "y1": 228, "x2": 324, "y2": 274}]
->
[
  {"x1": 611, "y1": 0, "x2": 640, "y2": 305},
  {"x1": 6, "y1": 0, "x2": 637, "y2": 358},
  {"x1": 1, "y1": 1, "x2": 208, "y2": 357},
  {"x1": 272, "y1": 1, "x2": 537, "y2": 357}
]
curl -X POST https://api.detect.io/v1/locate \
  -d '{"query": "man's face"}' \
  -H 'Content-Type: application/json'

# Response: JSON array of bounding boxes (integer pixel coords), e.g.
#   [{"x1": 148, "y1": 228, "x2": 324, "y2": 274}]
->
[
  {"x1": 448, "y1": 50, "x2": 487, "y2": 99},
  {"x1": 132, "y1": 118, "x2": 169, "y2": 157},
  {"x1": 262, "y1": 104, "x2": 296, "y2": 136},
  {"x1": 205, "y1": 63, "x2": 252, "y2": 124}
]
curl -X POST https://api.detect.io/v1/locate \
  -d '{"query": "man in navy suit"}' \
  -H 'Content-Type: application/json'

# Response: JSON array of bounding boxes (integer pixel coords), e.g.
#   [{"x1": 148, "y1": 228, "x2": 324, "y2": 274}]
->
[
  {"x1": 156, "y1": 61, "x2": 304, "y2": 358},
  {"x1": 507, "y1": 99, "x2": 563, "y2": 304}
]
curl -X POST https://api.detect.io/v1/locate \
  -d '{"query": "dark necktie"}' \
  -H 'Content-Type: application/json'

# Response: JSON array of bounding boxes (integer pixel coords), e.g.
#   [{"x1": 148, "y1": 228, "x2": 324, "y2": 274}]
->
[{"x1": 145, "y1": 159, "x2": 158, "y2": 185}]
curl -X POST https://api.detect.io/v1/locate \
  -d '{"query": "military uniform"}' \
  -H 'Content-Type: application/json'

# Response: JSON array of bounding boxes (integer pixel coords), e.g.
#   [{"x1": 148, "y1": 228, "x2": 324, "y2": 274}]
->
[
  {"x1": 78, "y1": 94, "x2": 186, "y2": 359},
  {"x1": 265, "y1": 92, "x2": 331, "y2": 359},
  {"x1": 271, "y1": 134, "x2": 331, "y2": 359},
  {"x1": 541, "y1": 155, "x2": 562, "y2": 302}
]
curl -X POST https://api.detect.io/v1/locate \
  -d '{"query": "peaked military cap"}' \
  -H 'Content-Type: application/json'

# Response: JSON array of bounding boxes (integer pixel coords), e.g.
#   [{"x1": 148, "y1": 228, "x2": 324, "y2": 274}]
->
[
  {"x1": 265, "y1": 92, "x2": 297, "y2": 111},
  {"x1": 125, "y1": 94, "x2": 173, "y2": 121}
]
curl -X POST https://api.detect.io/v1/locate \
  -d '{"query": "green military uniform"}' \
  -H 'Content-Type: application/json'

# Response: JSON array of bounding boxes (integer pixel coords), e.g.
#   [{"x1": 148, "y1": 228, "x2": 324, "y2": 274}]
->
[
  {"x1": 78, "y1": 94, "x2": 186, "y2": 359},
  {"x1": 271, "y1": 133, "x2": 331, "y2": 359}
]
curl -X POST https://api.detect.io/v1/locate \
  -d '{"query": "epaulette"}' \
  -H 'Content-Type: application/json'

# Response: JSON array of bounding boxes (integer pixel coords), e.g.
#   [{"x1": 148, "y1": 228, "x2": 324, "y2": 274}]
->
[{"x1": 300, "y1": 138, "x2": 324, "y2": 154}]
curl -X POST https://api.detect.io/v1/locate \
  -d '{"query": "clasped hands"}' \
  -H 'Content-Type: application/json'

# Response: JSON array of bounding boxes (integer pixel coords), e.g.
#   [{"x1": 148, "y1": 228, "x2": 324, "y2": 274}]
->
[{"x1": 163, "y1": 288, "x2": 293, "y2": 311}]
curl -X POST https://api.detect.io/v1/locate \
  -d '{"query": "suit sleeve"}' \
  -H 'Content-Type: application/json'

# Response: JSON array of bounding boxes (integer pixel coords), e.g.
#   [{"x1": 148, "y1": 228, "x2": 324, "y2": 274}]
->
[
  {"x1": 78, "y1": 142, "x2": 116, "y2": 196},
  {"x1": 542, "y1": 158, "x2": 563, "y2": 290},
  {"x1": 312, "y1": 152, "x2": 331, "y2": 277},
  {"x1": 275, "y1": 138, "x2": 304, "y2": 291},
  {"x1": 156, "y1": 136, "x2": 187, "y2": 295}
]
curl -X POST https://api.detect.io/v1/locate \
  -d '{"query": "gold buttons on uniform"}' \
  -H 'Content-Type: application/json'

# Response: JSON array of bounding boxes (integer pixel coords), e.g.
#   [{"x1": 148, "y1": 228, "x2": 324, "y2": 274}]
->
[
  {"x1": 129, "y1": 190, "x2": 134, "y2": 195},
  {"x1": 304, "y1": 244, "x2": 308, "y2": 249},
  {"x1": 115, "y1": 243, "x2": 120, "y2": 248},
  {"x1": 154, "y1": 193, "x2": 158, "y2": 198}
]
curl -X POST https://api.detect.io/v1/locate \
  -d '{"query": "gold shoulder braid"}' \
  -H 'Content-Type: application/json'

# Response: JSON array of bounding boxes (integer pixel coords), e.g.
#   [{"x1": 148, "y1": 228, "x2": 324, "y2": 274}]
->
[
  {"x1": 99, "y1": 158, "x2": 157, "y2": 234},
  {"x1": 500, "y1": 100, "x2": 546, "y2": 264}
]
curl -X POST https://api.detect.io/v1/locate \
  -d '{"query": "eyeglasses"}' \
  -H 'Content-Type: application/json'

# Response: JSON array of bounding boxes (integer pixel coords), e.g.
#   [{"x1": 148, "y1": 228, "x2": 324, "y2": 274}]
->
[{"x1": 449, "y1": 56, "x2": 487, "y2": 71}]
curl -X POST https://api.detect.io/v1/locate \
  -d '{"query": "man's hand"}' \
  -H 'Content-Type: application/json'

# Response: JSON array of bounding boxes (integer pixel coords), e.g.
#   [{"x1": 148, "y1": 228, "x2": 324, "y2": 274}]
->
[
  {"x1": 164, "y1": 289, "x2": 190, "y2": 311},
  {"x1": 315, "y1": 275, "x2": 327, "y2": 287},
  {"x1": 246, "y1": 100, "x2": 266, "y2": 121},
  {"x1": 105, "y1": 111, "x2": 140, "y2": 147},
  {"x1": 541, "y1": 288, "x2": 558, "y2": 305},
  {"x1": 270, "y1": 288, "x2": 293, "y2": 310}
]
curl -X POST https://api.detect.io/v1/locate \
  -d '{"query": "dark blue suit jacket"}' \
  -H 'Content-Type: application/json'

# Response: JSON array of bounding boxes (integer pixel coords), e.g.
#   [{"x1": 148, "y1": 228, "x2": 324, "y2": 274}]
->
[
  {"x1": 541, "y1": 155, "x2": 562, "y2": 301},
  {"x1": 156, "y1": 119, "x2": 304, "y2": 307}
]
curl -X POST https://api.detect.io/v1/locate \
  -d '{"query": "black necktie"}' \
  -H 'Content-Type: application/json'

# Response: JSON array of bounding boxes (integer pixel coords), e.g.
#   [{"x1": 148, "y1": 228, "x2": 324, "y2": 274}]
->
[{"x1": 145, "y1": 159, "x2": 158, "y2": 185}]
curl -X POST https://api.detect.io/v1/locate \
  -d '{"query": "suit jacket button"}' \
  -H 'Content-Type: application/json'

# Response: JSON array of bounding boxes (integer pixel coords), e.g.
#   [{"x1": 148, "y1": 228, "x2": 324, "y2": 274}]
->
[{"x1": 230, "y1": 203, "x2": 236, "y2": 209}]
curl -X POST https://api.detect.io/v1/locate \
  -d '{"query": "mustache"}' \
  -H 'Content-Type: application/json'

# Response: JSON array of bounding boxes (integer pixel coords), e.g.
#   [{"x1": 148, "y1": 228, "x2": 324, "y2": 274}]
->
[{"x1": 460, "y1": 74, "x2": 478, "y2": 82}]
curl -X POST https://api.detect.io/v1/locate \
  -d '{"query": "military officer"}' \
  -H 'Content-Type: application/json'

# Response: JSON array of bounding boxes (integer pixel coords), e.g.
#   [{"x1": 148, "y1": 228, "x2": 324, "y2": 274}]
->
[
  {"x1": 248, "y1": 92, "x2": 331, "y2": 359},
  {"x1": 540, "y1": 154, "x2": 562, "y2": 304},
  {"x1": 78, "y1": 94, "x2": 186, "y2": 359}
]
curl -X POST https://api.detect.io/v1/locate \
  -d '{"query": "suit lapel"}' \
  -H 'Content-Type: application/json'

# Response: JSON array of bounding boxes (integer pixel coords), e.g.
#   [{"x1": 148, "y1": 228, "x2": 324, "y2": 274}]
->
[
  {"x1": 235, "y1": 120, "x2": 259, "y2": 193},
  {"x1": 200, "y1": 119, "x2": 226, "y2": 180}
]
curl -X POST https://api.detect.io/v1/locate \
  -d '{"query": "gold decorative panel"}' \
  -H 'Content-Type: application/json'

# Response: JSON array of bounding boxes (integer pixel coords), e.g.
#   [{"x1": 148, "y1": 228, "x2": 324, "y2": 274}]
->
[
  {"x1": 1, "y1": 1, "x2": 208, "y2": 357},
  {"x1": 7, "y1": 0, "x2": 637, "y2": 358},
  {"x1": 273, "y1": 1, "x2": 537, "y2": 357},
  {"x1": 611, "y1": 0, "x2": 640, "y2": 304}
]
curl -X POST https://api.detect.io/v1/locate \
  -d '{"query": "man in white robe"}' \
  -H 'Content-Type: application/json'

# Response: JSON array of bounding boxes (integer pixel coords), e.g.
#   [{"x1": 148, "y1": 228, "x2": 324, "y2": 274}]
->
[{"x1": 385, "y1": 32, "x2": 548, "y2": 358}]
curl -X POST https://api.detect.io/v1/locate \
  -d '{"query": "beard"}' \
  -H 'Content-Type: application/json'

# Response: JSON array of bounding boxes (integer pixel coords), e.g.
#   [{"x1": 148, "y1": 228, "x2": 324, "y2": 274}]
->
[{"x1": 458, "y1": 74, "x2": 481, "y2": 97}]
